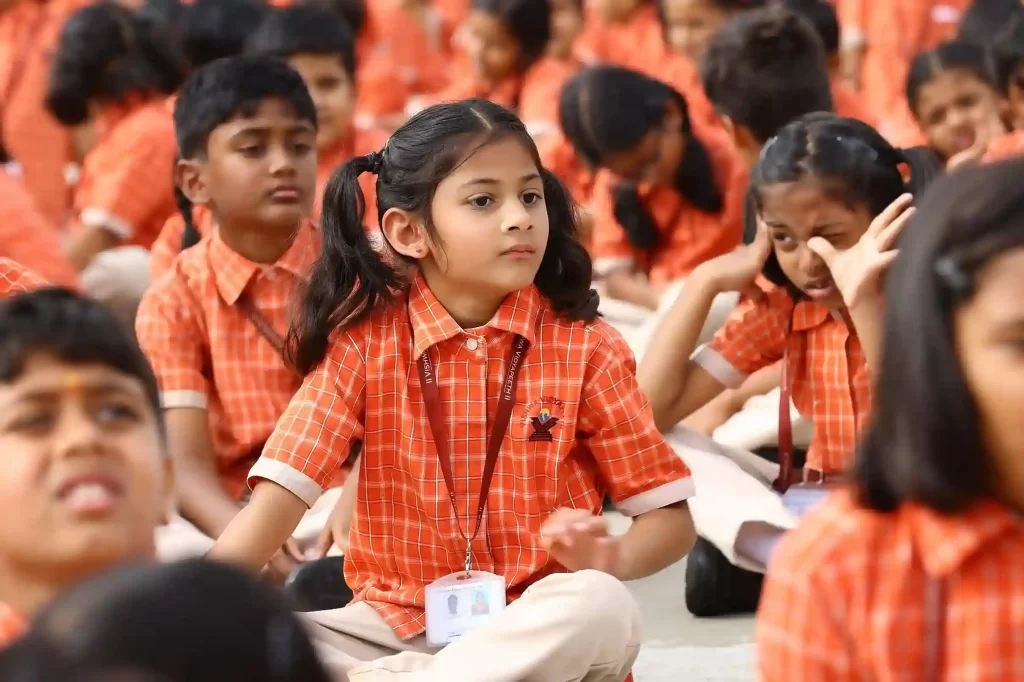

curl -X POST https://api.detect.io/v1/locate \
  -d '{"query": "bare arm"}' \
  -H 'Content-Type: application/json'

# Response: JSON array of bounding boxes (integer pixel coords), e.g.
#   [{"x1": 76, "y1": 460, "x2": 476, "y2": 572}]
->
[
  {"x1": 682, "y1": 362, "x2": 783, "y2": 435},
  {"x1": 209, "y1": 480, "x2": 308, "y2": 572},
  {"x1": 66, "y1": 225, "x2": 120, "y2": 272},
  {"x1": 614, "y1": 502, "x2": 695, "y2": 581},
  {"x1": 605, "y1": 269, "x2": 660, "y2": 311}
]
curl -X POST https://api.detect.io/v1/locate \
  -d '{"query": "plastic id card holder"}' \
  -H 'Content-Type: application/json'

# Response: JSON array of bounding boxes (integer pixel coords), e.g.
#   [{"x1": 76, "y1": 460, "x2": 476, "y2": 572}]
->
[{"x1": 424, "y1": 571, "x2": 506, "y2": 648}]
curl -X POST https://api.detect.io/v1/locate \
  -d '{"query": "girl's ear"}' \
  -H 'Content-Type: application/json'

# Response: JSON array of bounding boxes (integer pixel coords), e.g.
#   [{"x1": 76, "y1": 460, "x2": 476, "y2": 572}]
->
[
  {"x1": 380, "y1": 207, "x2": 430, "y2": 260},
  {"x1": 175, "y1": 159, "x2": 210, "y2": 206}
]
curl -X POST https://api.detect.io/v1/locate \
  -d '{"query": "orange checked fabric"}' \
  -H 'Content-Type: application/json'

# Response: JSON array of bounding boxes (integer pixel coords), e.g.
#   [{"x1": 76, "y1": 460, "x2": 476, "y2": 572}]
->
[
  {"x1": 695, "y1": 286, "x2": 871, "y2": 474},
  {"x1": 758, "y1": 489, "x2": 1024, "y2": 681},
  {"x1": 251, "y1": 274, "x2": 694, "y2": 639},
  {"x1": 983, "y1": 131, "x2": 1024, "y2": 164},
  {"x1": 0, "y1": 168, "x2": 77, "y2": 289},
  {"x1": 0, "y1": 258, "x2": 48, "y2": 299},
  {"x1": 135, "y1": 224, "x2": 322, "y2": 499},
  {"x1": 0, "y1": 602, "x2": 26, "y2": 647}
]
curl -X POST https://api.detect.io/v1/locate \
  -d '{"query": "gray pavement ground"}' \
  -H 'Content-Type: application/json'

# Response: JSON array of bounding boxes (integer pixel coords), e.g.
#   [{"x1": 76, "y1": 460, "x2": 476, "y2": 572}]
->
[{"x1": 608, "y1": 513, "x2": 756, "y2": 682}]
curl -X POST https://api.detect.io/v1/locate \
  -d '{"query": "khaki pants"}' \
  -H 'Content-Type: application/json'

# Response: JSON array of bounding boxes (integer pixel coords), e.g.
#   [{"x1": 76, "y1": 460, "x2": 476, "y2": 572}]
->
[
  {"x1": 155, "y1": 486, "x2": 345, "y2": 560},
  {"x1": 304, "y1": 570, "x2": 642, "y2": 682}
]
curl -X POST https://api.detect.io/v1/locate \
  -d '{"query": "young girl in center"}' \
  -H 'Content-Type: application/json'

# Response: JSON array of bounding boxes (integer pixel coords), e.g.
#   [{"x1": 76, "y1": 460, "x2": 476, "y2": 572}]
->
[{"x1": 208, "y1": 98, "x2": 696, "y2": 680}]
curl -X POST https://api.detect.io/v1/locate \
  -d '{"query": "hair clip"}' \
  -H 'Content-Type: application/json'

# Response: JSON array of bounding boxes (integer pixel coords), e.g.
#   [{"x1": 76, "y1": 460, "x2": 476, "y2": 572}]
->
[{"x1": 934, "y1": 256, "x2": 972, "y2": 301}]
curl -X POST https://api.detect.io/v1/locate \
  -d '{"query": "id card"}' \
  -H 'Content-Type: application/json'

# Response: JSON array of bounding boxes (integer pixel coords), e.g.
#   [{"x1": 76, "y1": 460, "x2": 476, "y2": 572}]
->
[{"x1": 424, "y1": 571, "x2": 506, "y2": 647}]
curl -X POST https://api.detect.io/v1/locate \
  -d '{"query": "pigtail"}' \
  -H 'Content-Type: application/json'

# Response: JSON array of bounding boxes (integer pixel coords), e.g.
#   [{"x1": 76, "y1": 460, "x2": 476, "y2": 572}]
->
[
  {"x1": 534, "y1": 169, "x2": 599, "y2": 322},
  {"x1": 611, "y1": 182, "x2": 661, "y2": 250},
  {"x1": 896, "y1": 146, "x2": 943, "y2": 198},
  {"x1": 673, "y1": 126, "x2": 724, "y2": 215},
  {"x1": 288, "y1": 154, "x2": 404, "y2": 375}
]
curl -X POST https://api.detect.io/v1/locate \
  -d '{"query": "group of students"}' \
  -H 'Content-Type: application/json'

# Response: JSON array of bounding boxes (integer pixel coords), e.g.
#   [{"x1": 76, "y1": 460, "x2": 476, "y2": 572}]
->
[{"x1": 0, "y1": 0, "x2": 1021, "y2": 680}]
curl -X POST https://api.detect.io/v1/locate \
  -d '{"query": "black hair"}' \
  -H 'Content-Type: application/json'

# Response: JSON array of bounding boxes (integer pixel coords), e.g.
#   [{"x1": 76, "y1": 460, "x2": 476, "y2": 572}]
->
[
  {"x1": 957, "y1": 0, "x2": 1021, "y2": 45},
  {"x1": 472, "y1": 0, "x2": 552, "y2": 73},
  {"x1": 181, "y1": 0, "x2": 272, "y2": 70},
  {"x1": 992, "y1": 11, "x2": 1024, "y2": 94},
  {"x1": 0, "y1": 288, "x2": 163, "y2": 438},
  {"x1": 32, "y1": 559, "x2": 331, "y2": 682},
  {"x1": 173, "y1": 56, "x2": 317, "y2": 250},
  {"x1": 906, "y1": 41, "x2": 998, "y2": 119},
  {"x1": 559, "y1": 66, "x2": 723, "y2": 250},
  {"x1": 749, "y1": 113, "x2": 942, "y2": 288},
  {"x1": 856, "y1": 158, "x2": 1024, "y2": 513},
  {"x1": 297, "y1": 0, "x2": 366, "y2": 36},
  {"x1": 45, "y1": 2, "x2": 187, "y2": 127},
  {"x1": 780, "y1": 0, "x2": 838, "y2": 54},
  {"x1": 290, "y1": 98, "x2": 597, "y2": 374},
  {"x1": 245, "y1": 4, "x2": 357, "y2": 78},
  {"x1": 701, "y1": 6, "x2": 833, "y2": 144},
  {"x1": 136, "y1": 0, "x2": 188, "y2": 32}
]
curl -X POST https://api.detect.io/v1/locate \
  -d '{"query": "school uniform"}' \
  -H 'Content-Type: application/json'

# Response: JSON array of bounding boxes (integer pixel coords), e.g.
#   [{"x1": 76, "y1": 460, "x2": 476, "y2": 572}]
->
[
  {"x1": 576, "y1": 2, "x2": 663, "y2": 71},
  {"x1": 680, "y1": 285, "x2": 871, "y2": 571},
  {"x1": 135, "y1": 223, "x2": 345, "y2": 560},
  {"x1": 149, "y1": 206, "x2": 215, "y2": 284},
  {"x1": 0, "y1": 167, "x2": 77, "y2": 289},
  {"x1": 411, "y1": 57, "x2": 521, "y2": 114},
  {"x1": 517, "y1": 55, "x2": 581, "y2": 139},
  {"x1": 758, "y1": 489, "x2": 1024, "y2": 681},
  {"x1": 590, "y1": 124, "x2": 746, "y2": 358},
  {"x1": 0, "y1": 257, "x2": 49, "y2": 298},
  {"x1": 250, "y1": 273, "x2": 693, "y2": 679},
  {"x1": 0, "y1": 0, "x2": 91, "y2": 227},
  {"x1": 831, "y1": 79, "x2": 879, "y2": 128},
  {"x1": 0, "y1": 602, "x2": 26, "y2": 647},
  {"x1": 983, "y1": 130, "x2": 1024, "y2": 163}
]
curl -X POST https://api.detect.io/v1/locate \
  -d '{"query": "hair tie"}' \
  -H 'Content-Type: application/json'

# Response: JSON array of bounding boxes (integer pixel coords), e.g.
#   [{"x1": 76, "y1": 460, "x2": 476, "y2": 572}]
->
[{"x1": 365, "y1": 151, "x2": 383, "y2": 175}]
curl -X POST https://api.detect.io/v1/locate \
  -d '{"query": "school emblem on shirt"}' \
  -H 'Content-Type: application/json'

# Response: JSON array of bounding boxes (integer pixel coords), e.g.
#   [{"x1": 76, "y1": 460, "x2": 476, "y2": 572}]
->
[{"x1": 524, "y1": 398, "x2": 564, "y2": 442}]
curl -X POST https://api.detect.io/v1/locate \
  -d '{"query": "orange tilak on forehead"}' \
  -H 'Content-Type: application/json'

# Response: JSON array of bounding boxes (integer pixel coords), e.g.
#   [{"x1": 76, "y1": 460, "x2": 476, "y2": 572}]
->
[{"x1": 62, "y1": 372, "x2": 83, "y2": 392}]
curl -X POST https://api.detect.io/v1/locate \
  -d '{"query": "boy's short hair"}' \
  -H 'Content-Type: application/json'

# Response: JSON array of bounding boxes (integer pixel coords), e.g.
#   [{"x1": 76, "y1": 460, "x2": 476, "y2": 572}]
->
[
  {"x1": 182, "y1": 0, "x2": 272, "y2": 68},
  {"x1": 780, "y1": 0, "x2": 838, "y2": 54},
  {"x1": 0, "y1": 289, "x2": 163, "y2": 437},
  {"x1": 701, "y1": 6, "x2": 833, "y2": 143},
  {"x1": 174, "y1": 55, "x2": 318, "y2": 160},
  {"x1": 298, "y1": 0, "x2": 366, "y2": 36},
  {"x1": 246, "y1": 5, "x2": 357, "y2": 77}
]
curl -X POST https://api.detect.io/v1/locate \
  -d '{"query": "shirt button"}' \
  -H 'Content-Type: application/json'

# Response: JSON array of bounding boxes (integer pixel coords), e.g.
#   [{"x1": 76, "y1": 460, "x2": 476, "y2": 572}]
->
[{"x1": 465, "y1": 338, "x2": 479, "y2": 351}]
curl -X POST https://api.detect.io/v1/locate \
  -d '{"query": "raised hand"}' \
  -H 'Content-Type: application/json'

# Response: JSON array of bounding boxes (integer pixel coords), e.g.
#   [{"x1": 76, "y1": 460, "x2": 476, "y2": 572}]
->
[
  {"x1": 699, "y1": 217, "x2": 773, "y2": 301},
  {"x1": 538, "y1": 508, "x2": 621, "y2": 575}
]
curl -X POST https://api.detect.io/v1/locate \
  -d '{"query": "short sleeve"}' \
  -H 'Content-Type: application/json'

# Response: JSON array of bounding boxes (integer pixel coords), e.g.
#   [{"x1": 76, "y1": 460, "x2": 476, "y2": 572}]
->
[
  {"x1": 149, "y1": 215, "x2": 186, "y2": 283},
  {"x1": 693, "y1": 287, "x2": 791, "y2": 388},
  {"x1": 248, "y1": 332, "x2": 367, "y2": 507},
  {"x1": 77, "y1": 119, "x2": 176, "y2": 243},
  {"x1": 589, "y1": 170, "x2": 637, "y2": 277},
  {"x1": 135, "y1": 273, "x2": 211, "y2": 409},
  {"x1": 577, "y1": 326, "x2": 695, "y2": 517}
]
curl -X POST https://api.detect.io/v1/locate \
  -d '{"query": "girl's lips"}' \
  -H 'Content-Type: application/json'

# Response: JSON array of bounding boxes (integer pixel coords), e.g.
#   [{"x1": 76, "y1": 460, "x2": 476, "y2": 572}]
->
[{"x1": 803, "y1": 281, "x2": 837, "y2": 299}]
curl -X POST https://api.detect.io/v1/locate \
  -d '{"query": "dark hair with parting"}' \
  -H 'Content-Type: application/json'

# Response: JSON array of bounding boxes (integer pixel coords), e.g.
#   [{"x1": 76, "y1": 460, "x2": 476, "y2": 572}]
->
[
  {"x1": 0, "y1": 637, "x2": 169, "y2": 682},
  {"x1": 992, "y1": 11, "x2": 1024, "y2": 94},
  {"x1": 32, "y1": 559, "x2": 332, "y2": 682},
  {"x1": 173, "y1": 56, "x2": 317, "y2": 250},
  {"x1": 559, "y1": 66, "x2": 723, "y2": 250},
  {"x1": 0, "y1": 288, "x2": 163, "y2": 438},
  {"x1": 45, "y1": 2, "x2": 187, "y2": 127},
  {"x1": 181, "y1": 0, "x2": 272, "y2": 70},
  {"x1": 473, "y1": 0, "x2": 552, "y2": 73},
  {"x1": 749, "y1": 112, "x2": 942, "y2": 288},
  {"x1": 957, "y1": 0, "x2": 1021, "y2": 45},
  {"x1": 702, "y1": 6, "x2": 833, "y2": 144},
  {"x1": 855, "y1": 159, "x2": 1024, "y2": 513},
  {"x1": 245, "y1": 3, "x2": 357, "y2": 78},
  {"x1": 780, "y1": 0, "x2": 838, "y2": 54},
  {"x1": 297, "y1": 0, "x2": 366, "y2": 36},
  {"x1": 289, "y1": 98, "x2": 597, "y2": 374},
  {"x1": 905, "y1": 41, "x2": 998, "y2": 118}
]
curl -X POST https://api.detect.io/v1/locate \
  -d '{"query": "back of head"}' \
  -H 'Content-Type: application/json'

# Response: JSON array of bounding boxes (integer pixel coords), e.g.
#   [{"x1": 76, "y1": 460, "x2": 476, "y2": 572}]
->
[
  {"x1": 957, "y1": 0, "x2": 1022, "y2": 45},
  {"x1": 780, "y1": 0, "x2": 838, "y2": 54},
  {"x1": 297, "y1": 0, "x2": 366, "y2": 36},
  {"x1": 33, "y1": 559, "x2": 331, "y2": 682},
  {"x1": 993, "y1": 10, "x2": 1024, "y2": 94},
  {"x1": 46, "y1": 2, "x2": 187, "y2": 126},
  {"x1": 182, "y1": 0, "x2": 272, "y2": 69},
  {"x1": 472, "y1": 0, "x2": 552, "y2": 71},
  {"x1": 245, "y1": 4, "x2": 357, "y2": 77},
  {"x1": 750, "y1": 113, "x2": 942, "y2": 286},
  {"x1": 0, "y1": 289, "x2": 161, "y2": 429},
  {"x1": 856, "y1": 158, "x2": 1024, "y2": 513},
  {"x1": 701, "y1": 6, "x2": 833, "y2": 143},
  {"x1": 905, "y1": 40, "x2": 998, "y2": 116}
]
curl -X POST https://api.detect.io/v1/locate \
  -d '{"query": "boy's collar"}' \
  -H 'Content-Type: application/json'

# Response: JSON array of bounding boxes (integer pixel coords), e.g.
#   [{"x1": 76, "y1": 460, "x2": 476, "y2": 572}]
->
[{"x1": 209, "y1": 222, "x2": 318, "y2": 305}]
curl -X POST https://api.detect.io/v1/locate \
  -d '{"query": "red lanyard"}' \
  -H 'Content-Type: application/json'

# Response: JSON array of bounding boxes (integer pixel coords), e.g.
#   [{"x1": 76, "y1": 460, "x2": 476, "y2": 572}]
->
[{"x1": 418, "y1": 335, "x2": 529, "y2": 573}]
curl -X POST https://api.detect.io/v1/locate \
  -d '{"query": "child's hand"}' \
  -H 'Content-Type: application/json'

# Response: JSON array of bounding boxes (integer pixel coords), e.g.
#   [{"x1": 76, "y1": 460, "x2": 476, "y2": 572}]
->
[
  {"x1": 808, "y1": 194, "x2": 915, "y2": 308},
  {"x1": 539, "y1": 508, "x2": 621, "y2": 576},
  {"x1": 263, "y1": 537, "x2": 305, "y2": 584},
  {"x1": 946, "y1": 113, "x2": 1006, "y2": 170},
  {"x1": 697, "y1": 218, "x2": 772, "y2": 301}
]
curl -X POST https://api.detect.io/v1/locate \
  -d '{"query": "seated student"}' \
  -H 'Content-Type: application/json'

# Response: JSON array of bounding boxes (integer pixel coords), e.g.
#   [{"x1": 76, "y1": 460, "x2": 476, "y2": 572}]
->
[
  {"x1": 517, "y1": 0, "x2": 585, "y2": 140},
  {"x1": 577, "y1": 0, "x2": 663, "y2": 69},
  {"x1": 0, "y1": 288, "x2": 174, "y2": 647},
  {"x1": 12, "y1": 560, "x2": 332, "y2": 682},
  {"x1": 757, "y1": 157, "x2": 1024, "y2": 682},
  {"x1": 208, "y1": 98, "x2": 695, "y2": 679},
  {"x1": 782, "y1": 0, "x2": 879, "y2": 126},
  {"x1": 136, "y1": 57, "x2": 349, "y2": 581},
  {"x1": 559, "y1": 65, "x2": 745, "y2": 351},
  {"x1": 982, "y1": 12, "x2": 1024, "y2": 162},
  {"x1": 905, "y1": 41, "x2": 1007, "y2": 167}
]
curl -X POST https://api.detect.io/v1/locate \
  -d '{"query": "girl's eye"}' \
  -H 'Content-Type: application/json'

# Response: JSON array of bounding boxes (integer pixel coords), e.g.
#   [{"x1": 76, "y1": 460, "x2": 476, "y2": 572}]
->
[
  {"x1": 469, "y1": 195, "x2": 493, "y2": 209},
  {"x1": 521, "y1": 191, "x2": 543, "y2": 206},
  {"x1": 771, "y1": 233, "x2": 794, "y2": 246}
]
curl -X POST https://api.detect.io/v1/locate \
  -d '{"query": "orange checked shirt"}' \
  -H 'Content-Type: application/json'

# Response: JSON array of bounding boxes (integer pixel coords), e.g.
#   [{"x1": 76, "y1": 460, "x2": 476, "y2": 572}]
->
[
  {"x1": 136, "y1": 224, "x2": 325, "y2": 499},
  {"x1": 73, "y1": 99, "x2": 178, "y2": 250},
  {"x1": 693, "y1": 286, "x2": 871, "y2": 474},
  {"x1": 0, "y1": 602, "x2": 26, "y2": 647},
  {"x1": 758, "y1": 489, "x2": 1024, "y2": 682},
  {"x1": 0, "y1": 167, "x2": 77, "y2": 288},
  {"x1": 0, "y1": 257, "x2": 48, "y2": 298},
  {"x1": 250, "y1": 274, "x2": 694, "y2": 639}
]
